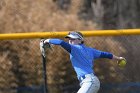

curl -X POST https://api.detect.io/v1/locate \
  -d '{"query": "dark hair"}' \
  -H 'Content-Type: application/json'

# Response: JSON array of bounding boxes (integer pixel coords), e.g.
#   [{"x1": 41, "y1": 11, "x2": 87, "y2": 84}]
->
[
  {"x1": 75, "y1": 31, "x2": 84, "y2": 44},
  {"x1": 76, "y1": 31, "x2": 83, "y2": 37}
]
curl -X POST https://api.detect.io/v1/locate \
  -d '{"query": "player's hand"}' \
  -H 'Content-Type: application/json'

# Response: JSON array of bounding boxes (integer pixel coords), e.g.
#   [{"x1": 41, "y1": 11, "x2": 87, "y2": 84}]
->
[
  {"x1": 119, "y1": 57, "x2": 126, "y2": 61},
  {"x1": 117, "y1": 57, "x2": 127, "y2": 67},
  {"x1": 117, "y1": 57, "x2": 125, "y2": 63}
]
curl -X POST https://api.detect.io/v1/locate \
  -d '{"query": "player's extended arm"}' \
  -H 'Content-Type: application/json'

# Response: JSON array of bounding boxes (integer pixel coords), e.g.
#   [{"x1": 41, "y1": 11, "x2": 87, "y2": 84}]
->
[
  {"x1": 94, "y1": 49, "x2": 126, "y2": 66},
  {"x1": 43, "y1": 39, "x2": 71, "y2": 53},
  {"x1": 94, "y1": 49, "x2": 125, "y2": 61},
  {"x1": 100, "y1": 52, "x2": 125, "y2": 60}
]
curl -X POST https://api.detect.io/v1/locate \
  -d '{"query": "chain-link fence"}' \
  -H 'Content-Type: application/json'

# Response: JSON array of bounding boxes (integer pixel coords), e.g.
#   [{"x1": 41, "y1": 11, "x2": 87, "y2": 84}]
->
[{"x1": 0, "y1": 36, "x2": 140, "y2": 93}]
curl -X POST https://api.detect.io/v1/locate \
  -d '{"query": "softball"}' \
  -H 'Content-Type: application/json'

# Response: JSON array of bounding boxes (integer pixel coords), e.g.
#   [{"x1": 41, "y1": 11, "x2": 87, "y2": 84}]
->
[{"x1": 118, "y1": 59, "x2": 126, "y2": 67}]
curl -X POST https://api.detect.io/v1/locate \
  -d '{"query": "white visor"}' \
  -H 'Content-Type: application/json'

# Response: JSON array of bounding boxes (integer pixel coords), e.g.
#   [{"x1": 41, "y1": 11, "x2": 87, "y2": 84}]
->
[{"x1": 65, "y1": 32, "x2": 84, "y2": 40}]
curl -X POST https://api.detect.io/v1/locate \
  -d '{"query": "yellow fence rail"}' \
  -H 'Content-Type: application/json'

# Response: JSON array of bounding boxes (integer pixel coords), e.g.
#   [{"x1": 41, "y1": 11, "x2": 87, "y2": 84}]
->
[{"x1": 0, "y1": 29, "x2": 140, "y2": 40}]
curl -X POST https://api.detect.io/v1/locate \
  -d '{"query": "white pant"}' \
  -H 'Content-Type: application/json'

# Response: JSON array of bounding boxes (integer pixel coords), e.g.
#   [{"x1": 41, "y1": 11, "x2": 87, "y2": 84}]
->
[{"x1": 77, "y1": 73, "x2": 100, "y2": 93}]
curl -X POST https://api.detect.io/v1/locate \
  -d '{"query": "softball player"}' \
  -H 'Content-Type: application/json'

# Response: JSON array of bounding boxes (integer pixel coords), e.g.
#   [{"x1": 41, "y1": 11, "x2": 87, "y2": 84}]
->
[{"x1": 40, "y1": 31, "x2": 125, "y2": 93}]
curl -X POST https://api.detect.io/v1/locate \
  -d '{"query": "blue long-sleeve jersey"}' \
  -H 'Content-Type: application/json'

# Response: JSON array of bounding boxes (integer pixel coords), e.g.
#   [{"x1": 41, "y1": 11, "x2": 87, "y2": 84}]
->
[{"x1": 48, "y1": 39, "x2": 113, "y2": 78}]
